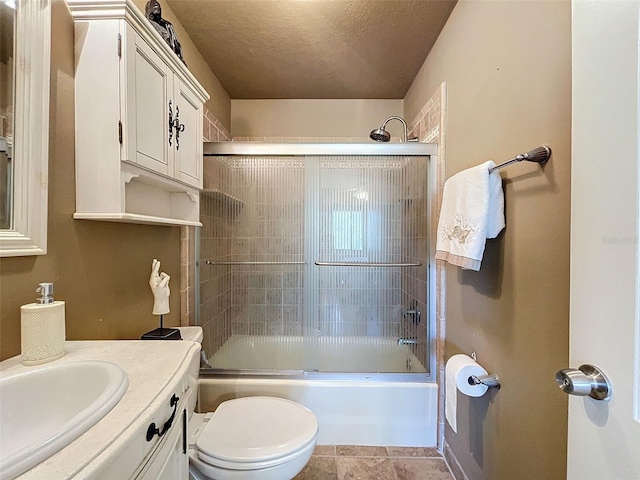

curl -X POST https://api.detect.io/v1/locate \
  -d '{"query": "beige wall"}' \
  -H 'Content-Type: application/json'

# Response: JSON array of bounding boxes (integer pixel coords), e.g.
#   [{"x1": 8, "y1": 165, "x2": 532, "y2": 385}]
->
[
  {"x1": 405, "y1": 2, "x2": 571, "y2": 479},
  {"x1": 0, "y1": 0, "x2": 230, "y2": 361},
  {"x1": 231, "y1": 99, "x2": 403, "y2": 138},
  {"x1": 132, "y1": 0, "x2": 231, "y2": 131}
]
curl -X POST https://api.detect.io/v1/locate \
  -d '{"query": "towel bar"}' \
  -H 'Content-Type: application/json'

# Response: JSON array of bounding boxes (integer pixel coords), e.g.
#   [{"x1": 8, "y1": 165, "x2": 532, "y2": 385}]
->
[
  {"x1": 489, "y1": 145, "x2": 551, "y2": 172},
  {"x1": 206, "y1": 261, "x2": 307, "y2": 265}
]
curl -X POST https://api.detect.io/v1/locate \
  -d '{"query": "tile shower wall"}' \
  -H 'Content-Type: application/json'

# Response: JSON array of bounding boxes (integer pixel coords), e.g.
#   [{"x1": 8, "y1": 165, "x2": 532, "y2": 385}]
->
[
  {"x1": 317, "y1": 267, "x2": 402, "y2": 338},
  {"x1": 316, "y1": 157, "x2": 409, "y2": 341},
  {"x1": 203, "y1": 109, "x2": 232, "y2": 143},
  {"x1": 399, "y1": 157, "x2": 430, "y2": 365},
  {"x1": 226, "y1": 157, "x2": 306, "y2": 337},
  {"x1": 200, "y1": 156, "x2": 307, "y2": 357}
]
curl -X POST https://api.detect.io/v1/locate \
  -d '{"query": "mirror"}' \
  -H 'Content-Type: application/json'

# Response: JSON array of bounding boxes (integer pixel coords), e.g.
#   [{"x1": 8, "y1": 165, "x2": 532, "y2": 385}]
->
[
  {"x1": 0, "y1": 0, "x2": 50, "y2": 257},
  {"x1": 1, "y1": 1, "x2": 15, "y2": 230}
]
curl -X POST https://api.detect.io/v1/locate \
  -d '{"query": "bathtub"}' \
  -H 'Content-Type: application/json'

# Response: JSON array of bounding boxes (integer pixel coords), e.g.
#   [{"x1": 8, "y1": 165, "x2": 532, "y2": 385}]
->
[{"x1": 198, "y1": 335, "x2": 438, "y2": 447}]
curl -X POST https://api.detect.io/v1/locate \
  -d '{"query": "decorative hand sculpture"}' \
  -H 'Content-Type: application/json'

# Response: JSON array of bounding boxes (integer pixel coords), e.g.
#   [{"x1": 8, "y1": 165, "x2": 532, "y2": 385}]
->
[{"x1": 149, "y1": 258, "x2": 170, "y2": 315}]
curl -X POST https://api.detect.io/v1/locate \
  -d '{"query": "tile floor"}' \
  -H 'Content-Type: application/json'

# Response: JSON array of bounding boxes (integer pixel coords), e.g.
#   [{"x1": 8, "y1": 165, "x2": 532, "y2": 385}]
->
[{"x1": 294, "y1": 445, "x2": 455, "y2": 480}]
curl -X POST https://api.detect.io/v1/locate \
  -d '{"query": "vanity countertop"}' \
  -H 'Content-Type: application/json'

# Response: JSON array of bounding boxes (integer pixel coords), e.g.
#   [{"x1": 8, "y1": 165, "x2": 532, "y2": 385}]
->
[{"x1": 0, "y1": 340, "x2": 200, "y2": 479}]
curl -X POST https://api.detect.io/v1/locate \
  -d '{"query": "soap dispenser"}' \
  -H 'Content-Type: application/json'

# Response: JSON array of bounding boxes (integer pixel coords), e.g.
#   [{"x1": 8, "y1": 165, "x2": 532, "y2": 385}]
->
[{"x1": 20, "y1": 282, "x2": 67, "y2": 365}]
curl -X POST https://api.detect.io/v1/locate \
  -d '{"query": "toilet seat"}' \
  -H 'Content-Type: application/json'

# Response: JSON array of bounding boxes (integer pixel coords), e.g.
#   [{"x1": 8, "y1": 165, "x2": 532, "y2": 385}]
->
[{"x1": 192, "y1": 397, "x2": 318, "y2": 471}]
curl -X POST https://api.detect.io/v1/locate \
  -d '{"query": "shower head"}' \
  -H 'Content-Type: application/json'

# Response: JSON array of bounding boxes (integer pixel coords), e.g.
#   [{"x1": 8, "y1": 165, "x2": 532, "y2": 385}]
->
[
  {"x1": 369, "y1": 116, "x2": 417, "y2": 143},
  {"x1": 369, "y1": 127, "x2": 391, "y2": 142}
]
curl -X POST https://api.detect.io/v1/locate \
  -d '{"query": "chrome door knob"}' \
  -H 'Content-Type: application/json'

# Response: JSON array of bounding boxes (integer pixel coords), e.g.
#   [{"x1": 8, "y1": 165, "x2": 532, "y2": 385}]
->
[{"x1": 555, "y1": 364, "x2": 612, "y2": 401}]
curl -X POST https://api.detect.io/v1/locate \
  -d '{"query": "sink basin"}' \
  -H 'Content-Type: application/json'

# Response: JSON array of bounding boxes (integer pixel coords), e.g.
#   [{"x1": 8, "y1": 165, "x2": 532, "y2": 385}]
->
[{"x1": 0, "y1": 361, "x2": 128, "y2": 479}]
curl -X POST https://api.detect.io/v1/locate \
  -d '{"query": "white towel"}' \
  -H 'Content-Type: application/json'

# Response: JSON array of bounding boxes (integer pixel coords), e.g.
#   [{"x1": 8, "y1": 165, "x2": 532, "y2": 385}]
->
[{"x1": 435, "y1": 161, "x2": 505, "y2": 271}]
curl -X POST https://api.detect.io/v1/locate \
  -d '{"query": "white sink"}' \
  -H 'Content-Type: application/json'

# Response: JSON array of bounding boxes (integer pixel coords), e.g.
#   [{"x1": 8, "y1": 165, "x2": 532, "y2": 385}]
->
[{"x1": 0, "y1": 361, "x2": 128, "y2": 479}]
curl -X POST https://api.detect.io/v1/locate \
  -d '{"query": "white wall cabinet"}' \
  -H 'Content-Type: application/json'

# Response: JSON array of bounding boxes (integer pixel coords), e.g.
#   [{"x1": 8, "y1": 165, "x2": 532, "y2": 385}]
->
[{"x1": 69, "y1": 0, "x2": 209, "y2": 226}]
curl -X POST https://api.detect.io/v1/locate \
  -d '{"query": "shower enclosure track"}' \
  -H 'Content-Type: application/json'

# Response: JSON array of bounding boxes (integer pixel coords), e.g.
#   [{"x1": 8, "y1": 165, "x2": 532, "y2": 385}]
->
[{"x1": 203, "y1": 142, "x2": 438, "y2": 156}]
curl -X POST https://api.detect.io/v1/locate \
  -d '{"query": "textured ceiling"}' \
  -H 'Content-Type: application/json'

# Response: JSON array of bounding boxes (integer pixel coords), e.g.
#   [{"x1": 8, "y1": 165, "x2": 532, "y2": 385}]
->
[{"x1": 166, "y1": 0, "x2": 456, "y2": 99}]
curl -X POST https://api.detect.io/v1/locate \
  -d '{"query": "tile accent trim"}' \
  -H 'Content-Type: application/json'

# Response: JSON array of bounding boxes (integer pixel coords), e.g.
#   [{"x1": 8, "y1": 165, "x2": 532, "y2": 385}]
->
[
  {"x1": 203, "y1": 108, "x2": 231, "y2": 142},
  {"x1": 408, "y1": 82, "x2": 447, "y2": 451},
  {"x1": 179, "y1": 225, "x2": 196, "y2": 326}
]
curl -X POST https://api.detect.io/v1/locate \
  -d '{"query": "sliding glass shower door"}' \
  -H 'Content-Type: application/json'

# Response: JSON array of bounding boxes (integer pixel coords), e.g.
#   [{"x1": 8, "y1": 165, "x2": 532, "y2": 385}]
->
[
  {"x1": 305, "y1": 155, "x2": 429, "y2": 373},
  {"x1": 199, "y1": 151, "x2": 430, "y2": 374}
]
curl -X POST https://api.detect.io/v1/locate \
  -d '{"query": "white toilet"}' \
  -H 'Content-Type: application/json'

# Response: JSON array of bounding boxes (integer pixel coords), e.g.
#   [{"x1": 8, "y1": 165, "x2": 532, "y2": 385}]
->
[{"x1": 178, "y1": 327, "x2": 319, "y2": 480}]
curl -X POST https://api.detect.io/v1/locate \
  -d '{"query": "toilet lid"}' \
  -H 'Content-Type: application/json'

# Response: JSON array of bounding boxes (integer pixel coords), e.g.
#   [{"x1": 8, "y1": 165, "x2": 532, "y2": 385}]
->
[{"x1": 196, "y1": 397, "x2": 318, "y2": 467}]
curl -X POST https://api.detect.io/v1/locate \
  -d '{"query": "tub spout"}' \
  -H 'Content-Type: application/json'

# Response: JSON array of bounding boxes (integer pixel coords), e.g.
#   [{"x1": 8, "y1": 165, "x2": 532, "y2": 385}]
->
[{"x1": 398, "y1": 337, "x2": 418, "y2": 346}]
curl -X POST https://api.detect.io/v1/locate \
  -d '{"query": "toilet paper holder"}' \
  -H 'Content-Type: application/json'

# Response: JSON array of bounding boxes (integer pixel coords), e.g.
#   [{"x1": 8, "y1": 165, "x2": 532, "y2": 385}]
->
[{"x1": 468, "y1": 373, "x2": 501, "y2": 389}]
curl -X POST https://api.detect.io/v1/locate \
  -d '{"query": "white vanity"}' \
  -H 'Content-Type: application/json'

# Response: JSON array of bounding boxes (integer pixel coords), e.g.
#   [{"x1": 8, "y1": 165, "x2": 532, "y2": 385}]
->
[{"x1": 0, "y1": 340, "x2": 200, "y2": 479}]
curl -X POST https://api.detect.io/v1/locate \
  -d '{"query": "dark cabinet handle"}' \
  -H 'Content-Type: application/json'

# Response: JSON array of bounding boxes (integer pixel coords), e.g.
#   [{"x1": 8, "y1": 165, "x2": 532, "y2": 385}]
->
[
  {"x1": 168, "y1": 100, "x2": 174, "y2": 147},
  {"x1": 146, "y1": 394, "x2": 180, "y2": 442},
  {"x1": 173, "y1": 106, "x2": 185, "y2": 150}
]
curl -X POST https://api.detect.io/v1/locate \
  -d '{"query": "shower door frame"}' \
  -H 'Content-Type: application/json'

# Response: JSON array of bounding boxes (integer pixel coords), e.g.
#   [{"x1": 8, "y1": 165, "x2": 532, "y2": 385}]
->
[{"x1": 199, "y1": 142, "x2": 439, "y2": 383}]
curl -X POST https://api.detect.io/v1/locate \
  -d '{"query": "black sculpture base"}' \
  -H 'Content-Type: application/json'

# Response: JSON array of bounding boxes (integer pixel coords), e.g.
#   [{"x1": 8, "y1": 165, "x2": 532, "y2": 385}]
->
[{"x1": 141, "y1": 327, "x2": 182, "y2": 341}]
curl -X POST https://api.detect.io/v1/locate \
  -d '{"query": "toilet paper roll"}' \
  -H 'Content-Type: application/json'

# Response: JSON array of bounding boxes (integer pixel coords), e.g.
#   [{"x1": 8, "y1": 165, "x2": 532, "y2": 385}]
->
[{"x1": 445, "y1": 354, "x2": 489, "y2": 433}]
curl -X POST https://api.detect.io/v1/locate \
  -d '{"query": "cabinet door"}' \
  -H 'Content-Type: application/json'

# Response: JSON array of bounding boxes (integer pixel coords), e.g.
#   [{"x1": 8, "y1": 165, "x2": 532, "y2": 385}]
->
[
  {"x1": 173, "y1": 79, "x2": 202, "y2": 189},
  {"x1": 134, "y1": 405, "x2": 189, "y2": 480},
  {"x1": 123, "y1": 29, "x2": 172, "y2": 176},
  {"x1": 154, "y1": 409, "x2": 188, "y2": 480}
]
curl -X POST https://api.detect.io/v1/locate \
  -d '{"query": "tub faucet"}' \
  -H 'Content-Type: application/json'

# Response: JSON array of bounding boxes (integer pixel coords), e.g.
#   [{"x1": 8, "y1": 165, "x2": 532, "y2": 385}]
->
[
  {"x1": 398, "y1": 337, "x2": 418, "y2": 346},
  {"x1": 402, "y1": 301, "x2": 421, "y2": 325}
]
